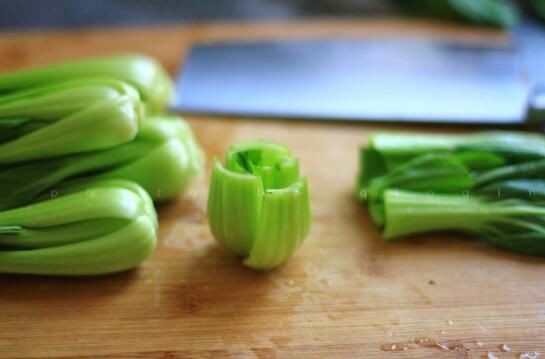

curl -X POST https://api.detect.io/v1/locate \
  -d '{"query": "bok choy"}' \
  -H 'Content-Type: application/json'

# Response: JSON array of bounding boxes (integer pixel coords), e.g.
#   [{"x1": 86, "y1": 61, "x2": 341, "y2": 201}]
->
[
  {"x1": 0, "y1": 54, "x2": 203, "y2": 276},
  {"x1": 358, "y1": 131, "x2": 545, "y2": 256},
  {"x1": 383, "y1": 190, "x2": 545, "y2": 256},
  {"x1": 0, "y1": 115, "x2": 204, "y2": 210},
  {"x1": 0, "y1": 55, "x2": 173, "y2": 113},
  {"x1": 0, "y1": 179, "x2": 157, "y2": 275},
  {"x1": 208, "y1": 141, "x2": 311, "y2": 269},
  {"x1": 0, "y1": 79, "x2": 143, "y2": 163},
  {"x1": 0, "y1": 55, "x2": 175, "y2": 164}
]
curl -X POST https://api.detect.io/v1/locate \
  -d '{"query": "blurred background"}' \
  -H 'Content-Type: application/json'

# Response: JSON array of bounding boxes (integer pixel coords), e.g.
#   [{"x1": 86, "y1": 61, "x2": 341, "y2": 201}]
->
[
  {"x1": 0, "y1": 1, "x2": 408, "y2": 30},
  {"x1": 1, "y1": 0, "x2": 544, "y2": 125},
  {"x1": 0, "y1": 0, "x2": 541, "y2": 31}
]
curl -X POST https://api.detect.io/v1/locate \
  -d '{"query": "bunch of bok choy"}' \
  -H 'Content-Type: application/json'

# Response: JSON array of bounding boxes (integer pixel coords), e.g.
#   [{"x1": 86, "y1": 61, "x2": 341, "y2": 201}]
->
[
  {"x1": 0, "y1": 115, "x2": 204, "y2": 210},
  {"x1": 358, "y1": 131, "x2": 545, "y2": 256},
  {"x1": 0, "y1": 55, "x2": 204, "y2": 275}
]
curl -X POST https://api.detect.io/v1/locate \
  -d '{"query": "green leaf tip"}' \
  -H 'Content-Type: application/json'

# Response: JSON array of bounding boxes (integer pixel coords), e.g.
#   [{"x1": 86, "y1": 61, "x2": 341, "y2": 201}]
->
[{"x1": 208, "y1": 140, "x2": 311, "y2": 270}]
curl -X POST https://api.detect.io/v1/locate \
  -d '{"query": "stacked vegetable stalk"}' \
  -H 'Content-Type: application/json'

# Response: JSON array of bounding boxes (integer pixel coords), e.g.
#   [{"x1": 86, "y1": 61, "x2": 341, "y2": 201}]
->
[
  {"x1": 0, "y1": 55, "x2": 204, "y2": 275},
  {"x1": 357, "y1": 131, "x2": 545, "y2": 256}
]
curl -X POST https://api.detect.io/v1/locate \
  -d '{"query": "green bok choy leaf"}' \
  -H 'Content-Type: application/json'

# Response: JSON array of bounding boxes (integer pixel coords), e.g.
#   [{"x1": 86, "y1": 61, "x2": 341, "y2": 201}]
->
[
  {"x1": 0, "y1": 78, "x2": 143, "y2": 164},
  {"x1": 0, "y1": 54, "x2": 173, "y2": 113},
  {"x1": 0, "y1": 115, "x2": 204, "y2": 210},
  {"x1": 358, "y1": 130, "x2": 545, "y2": 257},
  {"x1": 383, "y1": 190, "x2": 545, "y2": 256},
  {"x1": 0, "y1": 179, "x2": 157, "y2": 275},
  {"x1": 208, "y1": 141, "x2": 311, "y2": 270}
]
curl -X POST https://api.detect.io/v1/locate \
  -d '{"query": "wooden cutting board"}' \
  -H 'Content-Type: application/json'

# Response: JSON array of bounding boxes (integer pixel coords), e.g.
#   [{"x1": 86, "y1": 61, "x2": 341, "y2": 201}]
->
[{"x1": 0, "y1": 20, "x2": 543, "y2": 359}]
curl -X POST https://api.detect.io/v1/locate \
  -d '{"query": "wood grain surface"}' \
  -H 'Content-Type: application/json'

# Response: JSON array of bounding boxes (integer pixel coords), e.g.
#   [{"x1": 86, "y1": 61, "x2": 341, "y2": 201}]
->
[{"x1": 0, "y1": 19, "x2": 543, "y2": 359}]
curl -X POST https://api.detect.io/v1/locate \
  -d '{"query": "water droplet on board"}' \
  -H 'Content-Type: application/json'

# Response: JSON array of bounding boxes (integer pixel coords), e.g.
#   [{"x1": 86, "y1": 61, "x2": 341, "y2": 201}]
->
[
  {"x1": 520, "y1": 352, "x2": 540, "y2": 359},
  {"x1": 380, "y1": 343, "x2": 410, "y2": 352},
  {"x1": 414, "y1": 337, "x2": 449, "y2": 351},
  {"x1": 413, "y1": 337, "x2": 472, "y2": 353}
]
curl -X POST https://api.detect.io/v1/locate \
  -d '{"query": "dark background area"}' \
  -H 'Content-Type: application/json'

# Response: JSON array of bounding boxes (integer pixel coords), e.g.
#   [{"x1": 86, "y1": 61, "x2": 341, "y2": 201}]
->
[{"x1": 0, "y1": 0, "x2": 398, "y2": 30}]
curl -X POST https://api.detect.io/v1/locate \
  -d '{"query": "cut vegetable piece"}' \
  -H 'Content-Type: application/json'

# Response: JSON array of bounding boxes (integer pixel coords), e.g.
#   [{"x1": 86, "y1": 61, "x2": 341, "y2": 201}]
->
[
  {"x1": 358, "y1": 130, "x2": 545, "y2": 257},
  {"x1": 358, "y1": 131, "x2": 545, "y2": 206},
  {"x1": 208, "y1": 140, "x2": 311, "y2": 270}
]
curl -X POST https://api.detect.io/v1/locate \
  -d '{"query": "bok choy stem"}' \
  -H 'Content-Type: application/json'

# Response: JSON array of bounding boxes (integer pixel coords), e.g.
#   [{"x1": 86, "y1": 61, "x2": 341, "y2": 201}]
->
[
  {"x1": 383, "y1": 190, "x2": 545, "y2": 256},
  {"x1": 0, "y1": 179, "x2": 157, "y2": 275},
  {"x1": 0, "y1": 55, "x2": 173, "y2": 113},
  {"x1": 0, "y1": 79, "x2": 143, "y2": 164},
  {"x1": 0, "y1": 115, "x2": 204, "y2": 210}
]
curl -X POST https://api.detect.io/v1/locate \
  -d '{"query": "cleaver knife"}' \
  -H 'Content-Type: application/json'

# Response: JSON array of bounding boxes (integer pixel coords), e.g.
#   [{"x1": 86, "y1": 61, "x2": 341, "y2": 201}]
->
[{"x1": 173, "y1": 23, "x2": 545, "y2": 125}]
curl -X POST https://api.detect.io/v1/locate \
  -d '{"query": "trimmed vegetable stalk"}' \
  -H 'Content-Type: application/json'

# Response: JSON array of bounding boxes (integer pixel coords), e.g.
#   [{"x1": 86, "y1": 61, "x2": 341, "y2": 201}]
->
[
  {"x1": 358, "y1": 130, "x2": 545, "y2": 257},
  {"x1": 208, "y1": 140, "x2": 311, "y2": 270},
  {"x1": 0, "y1": 179, "x2": 157, "y2": 276},
  {"x1": 0, "y1": 54, "x2": 173, "y2": 113},
  {"x1": 383, "y1": 190, "x2": 545, "y2": 256},
  {"x1": 0, "y1": 115, "x2": 204, "y2": 210}
]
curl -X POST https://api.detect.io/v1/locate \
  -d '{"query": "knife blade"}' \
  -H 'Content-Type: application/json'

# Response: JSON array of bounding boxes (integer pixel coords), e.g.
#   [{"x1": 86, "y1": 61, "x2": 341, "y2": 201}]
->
[{"x1": 173, "y1": 23, "x2": 545, "y2": 125}]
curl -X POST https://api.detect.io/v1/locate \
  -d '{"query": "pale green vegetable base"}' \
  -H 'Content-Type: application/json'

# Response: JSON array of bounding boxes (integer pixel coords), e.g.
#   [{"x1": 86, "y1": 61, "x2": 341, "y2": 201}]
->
[{"x1": 208, "y1": 140, "x2": 311, "y2": 270}]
